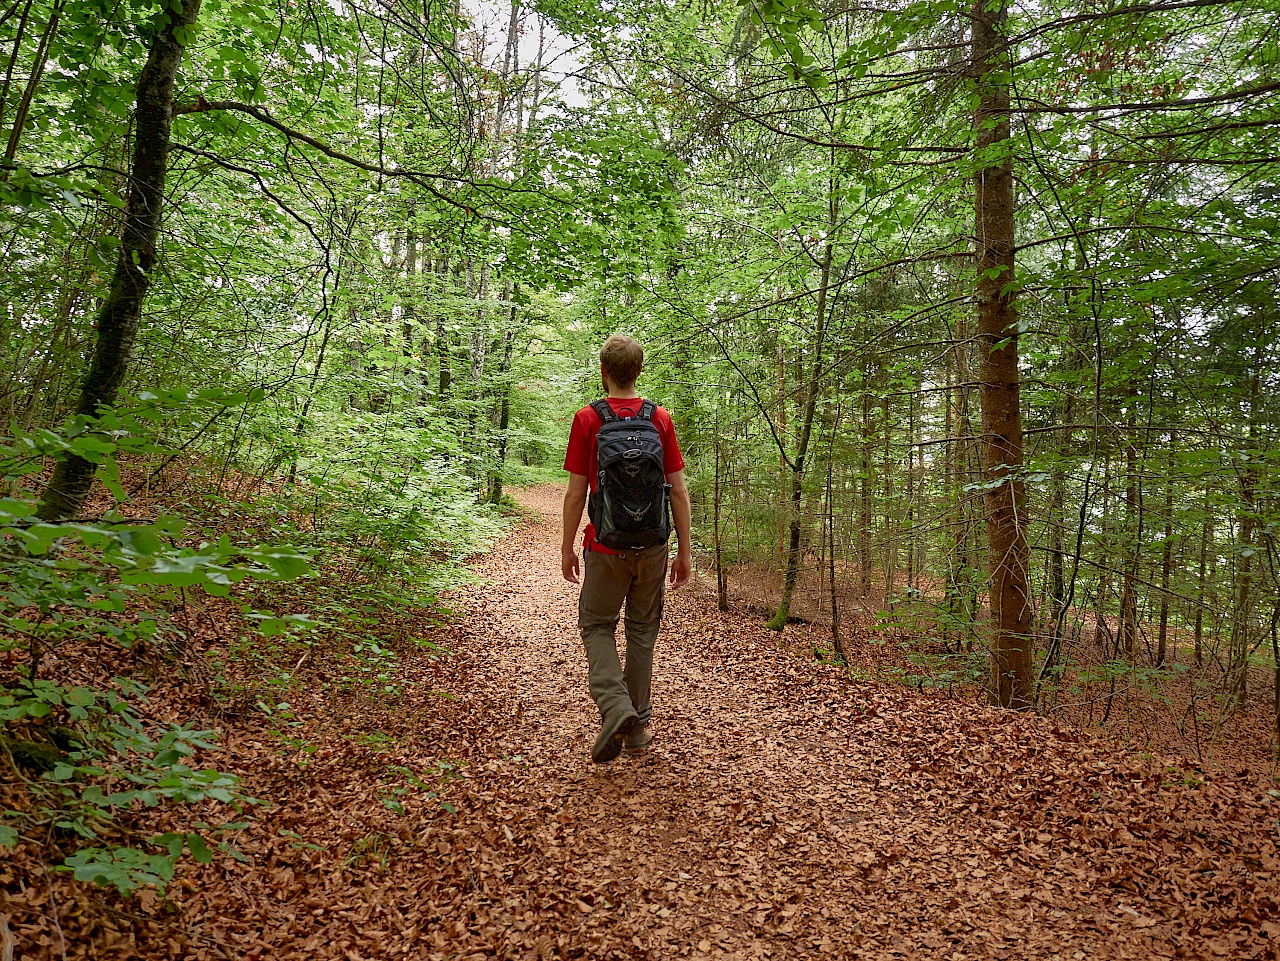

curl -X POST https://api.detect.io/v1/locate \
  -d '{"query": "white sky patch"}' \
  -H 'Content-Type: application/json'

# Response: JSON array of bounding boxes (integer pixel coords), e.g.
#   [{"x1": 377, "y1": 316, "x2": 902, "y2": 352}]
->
[{"x1": 464, "y1": 0, "x2": 589, "y2": 109}]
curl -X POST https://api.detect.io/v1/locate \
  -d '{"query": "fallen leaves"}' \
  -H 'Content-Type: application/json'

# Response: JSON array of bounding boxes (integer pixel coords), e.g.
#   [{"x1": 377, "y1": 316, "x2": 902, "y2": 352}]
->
[{"x1": 3, "y1": 485, "x2": 1279, "y2": 959}]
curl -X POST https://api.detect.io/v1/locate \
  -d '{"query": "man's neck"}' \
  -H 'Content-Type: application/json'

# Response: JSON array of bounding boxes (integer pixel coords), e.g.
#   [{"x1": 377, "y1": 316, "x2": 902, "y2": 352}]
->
[{"x1": 607, "y1": 389, "x2": 641, "y2": 400}]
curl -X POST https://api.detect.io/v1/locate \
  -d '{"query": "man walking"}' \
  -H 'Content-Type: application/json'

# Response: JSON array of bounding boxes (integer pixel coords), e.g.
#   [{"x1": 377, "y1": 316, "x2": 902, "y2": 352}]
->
[{"x1": 562, "y1": 334, "x2": 692, "y2": 763}]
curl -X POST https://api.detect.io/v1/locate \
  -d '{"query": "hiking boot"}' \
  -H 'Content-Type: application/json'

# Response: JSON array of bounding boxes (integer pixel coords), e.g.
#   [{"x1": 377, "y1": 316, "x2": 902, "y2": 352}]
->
[
  {"x1": 592, "y1": 711, "x2": 641, "y2": 764},
  {"x1": 622, "y1": 724, "x2": 653, "y2": 756}
]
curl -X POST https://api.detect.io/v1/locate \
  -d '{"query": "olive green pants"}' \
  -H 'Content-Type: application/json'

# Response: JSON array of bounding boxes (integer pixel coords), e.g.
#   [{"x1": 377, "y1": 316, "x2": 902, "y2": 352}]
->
[{"x1": 577, "y1": 543, "x2": 668, "y2": 726}]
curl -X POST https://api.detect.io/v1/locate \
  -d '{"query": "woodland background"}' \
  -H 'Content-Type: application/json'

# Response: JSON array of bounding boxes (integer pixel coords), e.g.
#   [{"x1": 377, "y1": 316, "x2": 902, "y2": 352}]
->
[{"x1": 1, "y1": 0, "x2": 1279, "y2": 916}]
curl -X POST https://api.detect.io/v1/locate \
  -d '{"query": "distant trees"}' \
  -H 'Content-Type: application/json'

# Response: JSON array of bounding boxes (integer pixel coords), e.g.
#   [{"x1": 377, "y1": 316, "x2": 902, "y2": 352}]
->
[
  {"x1": 563, "y1": 0, "x2": 1280, "y2": 722},
  {"x1": 3, "y1": 0, "x2": 1277, "y2": 726}
]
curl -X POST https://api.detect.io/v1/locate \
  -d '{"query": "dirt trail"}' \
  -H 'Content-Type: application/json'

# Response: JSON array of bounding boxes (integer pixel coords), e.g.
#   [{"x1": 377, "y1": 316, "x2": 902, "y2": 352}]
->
[
  {"x1": 384, "y1": 487, "x2": 1278, "y2": 960},
  {"x1": 103, "y1": 487, "x2": 1280, "y2": 959}
]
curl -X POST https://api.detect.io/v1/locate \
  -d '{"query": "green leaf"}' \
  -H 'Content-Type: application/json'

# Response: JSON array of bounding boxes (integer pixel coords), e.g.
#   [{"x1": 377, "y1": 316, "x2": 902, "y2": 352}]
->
[
  {"x1": 101, "y1": 459, "x2": 127, "y2": 502},
  {"x1": 187, "y1": 832, "x2": 214, "y2": 863}
]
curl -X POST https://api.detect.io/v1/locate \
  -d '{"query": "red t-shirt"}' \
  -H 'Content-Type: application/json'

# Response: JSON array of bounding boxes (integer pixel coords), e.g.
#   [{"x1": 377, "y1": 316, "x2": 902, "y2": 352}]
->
[{"x1": 563, "y1": 397, "x2": 685, "y2": 554}]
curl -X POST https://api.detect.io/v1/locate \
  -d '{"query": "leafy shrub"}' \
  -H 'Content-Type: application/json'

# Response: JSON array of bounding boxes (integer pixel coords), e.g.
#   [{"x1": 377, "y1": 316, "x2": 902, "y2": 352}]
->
[{"x1": 0, "y1": 410, "x2": 310, "y2": 894}]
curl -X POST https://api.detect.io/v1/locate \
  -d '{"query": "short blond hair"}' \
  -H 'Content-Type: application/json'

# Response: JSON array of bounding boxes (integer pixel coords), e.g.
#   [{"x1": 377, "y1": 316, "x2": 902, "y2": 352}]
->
[{"x1": 599, "y1": 334, "x2": 643, "y2": 388}]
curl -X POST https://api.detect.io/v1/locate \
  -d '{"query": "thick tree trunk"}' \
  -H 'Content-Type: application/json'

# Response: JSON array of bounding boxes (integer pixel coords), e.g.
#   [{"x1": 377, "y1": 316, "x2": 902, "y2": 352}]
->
[
  {"x1": 38, "y1": 0, "x2": 202, "y2": 520},
  {"x1": 973, "y1": 0, "x2": 1033, "y2": 710}
]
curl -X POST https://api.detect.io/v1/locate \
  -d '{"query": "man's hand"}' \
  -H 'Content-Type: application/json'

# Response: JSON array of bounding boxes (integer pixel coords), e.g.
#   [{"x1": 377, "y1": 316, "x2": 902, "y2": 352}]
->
[
  {"x1": 562, "y1": 474, "x2": 588, "y2": 585},
  {"x1": 562, "y1": 547, "x2": 581, "y2": 585},
  {"x1": 669, "y1": 550, "x2": 691, "y2": 589},
  {"x1": 666, "y1": 470, "x2": 693, "y2": 590}
]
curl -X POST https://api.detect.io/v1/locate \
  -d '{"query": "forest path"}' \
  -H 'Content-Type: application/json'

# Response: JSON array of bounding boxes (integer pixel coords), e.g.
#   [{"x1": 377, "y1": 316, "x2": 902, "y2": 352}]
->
[
  {"x1": 399, "y1": 487, "x2": 1277, "y2": 960},
  {"x1": 174, "y1": 486, "x2": 1278, "y2": 961}
]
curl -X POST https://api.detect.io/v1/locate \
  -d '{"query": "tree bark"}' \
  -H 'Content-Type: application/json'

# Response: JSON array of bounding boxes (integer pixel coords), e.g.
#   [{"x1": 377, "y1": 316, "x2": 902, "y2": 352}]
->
[
  {"x1": 487, "y1": 297, "x2": 517, "y2": 504},
  {"x1": 827, "y1": 403, "x2": 843, "y2": 658},
  {"x1": 768, "y1": 243, "x2": 834, "y2": 631},
  {"x1": 714, "y1": 404, "x2": 729, "y2": 611},
  {"x1": 4, "y1": 1, "x2": 63, "y2": 166},
  {"x1": 906, "y1": 392, "x2": 916, "y2": 594},
  {"x1": 1118, "y1": 400, "x2": 1140, "y2": 657},
  {"x1": 858, "y1": 386, "x2": 873, "y2": 598},
  {"x1": 882, "y1": 390, "x2": 896, "y2": 606},
  {"x1": 38, "y1": 0, "x2": 203, "y2": 520},
  {"x1": 1229, "y1": 369, "x2": 1260, "y2": 707},
  {"x1": 1194, "y1": 498, "x2": 1210, "y2": 666},
  {"x1": 1157, "y1": 460, "x2": 1174, "y2": 667},
  {"x1": 973, "y1": 0, "x2": 1033, "y2": 710}
]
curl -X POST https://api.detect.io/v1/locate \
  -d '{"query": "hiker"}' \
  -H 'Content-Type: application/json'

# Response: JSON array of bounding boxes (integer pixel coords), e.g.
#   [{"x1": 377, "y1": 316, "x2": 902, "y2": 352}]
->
[{"x1": 561, "y1": 334, "x2": 692, "y2": 764}]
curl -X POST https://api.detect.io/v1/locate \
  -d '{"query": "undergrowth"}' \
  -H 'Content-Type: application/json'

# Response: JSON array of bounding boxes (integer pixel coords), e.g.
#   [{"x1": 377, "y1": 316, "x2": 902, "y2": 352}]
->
[{"x1": 1, "y1": 394, "x2": 507, "y2": 897}]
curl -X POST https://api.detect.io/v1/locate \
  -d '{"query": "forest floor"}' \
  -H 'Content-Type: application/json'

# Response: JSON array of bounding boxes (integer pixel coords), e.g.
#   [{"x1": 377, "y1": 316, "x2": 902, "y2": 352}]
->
[
  {"x1": 727, "y1": 560, "x2": 1280, "y2": 779},
  {"x1": 6, "y1": 486, "x2": 1280, "y2": 959}
]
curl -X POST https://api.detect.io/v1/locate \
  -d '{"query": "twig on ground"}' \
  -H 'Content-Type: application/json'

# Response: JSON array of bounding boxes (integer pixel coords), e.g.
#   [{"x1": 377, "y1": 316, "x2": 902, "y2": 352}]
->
[
  {"x1": 43, "y1": 867, "x2": 67, "y2": 960},
  {"x1": 0, "y1": 910, "x2": 17, "y2": 961}
]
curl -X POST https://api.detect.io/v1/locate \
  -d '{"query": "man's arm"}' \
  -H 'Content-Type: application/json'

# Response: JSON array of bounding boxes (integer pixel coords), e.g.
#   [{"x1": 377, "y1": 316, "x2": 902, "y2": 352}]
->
[
  {"x1": 562, "y1": 472, "x2": 589, "y2": 584},
  {"x1": 667, "y1": 469, "x2": 692, "y2": 588}
]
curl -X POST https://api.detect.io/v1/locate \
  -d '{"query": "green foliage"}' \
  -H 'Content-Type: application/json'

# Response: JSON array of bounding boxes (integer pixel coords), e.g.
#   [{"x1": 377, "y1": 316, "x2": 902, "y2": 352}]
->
[
  {"x1": 894, "y1": 647, "x2": 989, "y2": 693},
  {"x1": 378, "y1": 761, "x2": 462, "y2": 817},
  {"x1": 0, "y1": 417, "x2": 307, "y2": 894}
]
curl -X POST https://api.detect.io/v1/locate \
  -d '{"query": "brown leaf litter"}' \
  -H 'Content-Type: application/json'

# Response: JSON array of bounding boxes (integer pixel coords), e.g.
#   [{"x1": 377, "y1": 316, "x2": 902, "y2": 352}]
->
[{"x1": 3, "y1": 485, "x2": 1279, "y2": 959}]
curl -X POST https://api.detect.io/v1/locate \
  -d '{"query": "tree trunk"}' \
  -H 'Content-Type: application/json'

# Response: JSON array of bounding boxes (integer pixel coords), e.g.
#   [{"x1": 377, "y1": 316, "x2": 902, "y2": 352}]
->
[
  {"x1": 1157, "y1": 463, "x2": 1174, "y2": 667},
  {"x1": 906, "y1": 392, "x2": 916, "y2": 593},
  {"x1": 1231, "y1": 507, "x2": 1255, "y2": 707},
  {"x1": 1194, "y1": 499, "x2": 1210, "y2": 667},
  {"x1": 38, "y1": 0, "x2": 203, "y2": 521},
  {"x1": 287, "y1": 322, "x2": 334, "y2": 485},
  {"x1": 0, "y1": 2, "x2": 38, "y2": 141},
  {"x1": 775, "y1": 335, "x2": 788, "y2": 560},
  {"x1": 858, "y1": 386, "x2": 872, "y2": 598},
  {"x1": 973, "y1": 0, "x2": 1032, "y2": 710},
  {"x1": 949, "y1": 312, "x2": 980, "y2": 649},
  {"x1": 1094, "y1": 455, "x2": 1114, "y2": 655},
  {"x1": 487, "y1": 297, "x2": 517, "y2": 504},
  {"x1": 1118, "y1": 404, "x2": 1140, "y2": 658},
  {"x1": 882, "y1": 390, "x2": 896, "y2": 606},
  {"x1": 1269, "y1": 596, "x2": 1280, "y2": 764},
  {"x1": 3, "y1": 0, "x2": 62, "y2": 165},
  {"x1": 768, "y1": 244, "x2": 834, "y2": 631},
  {"x1": 827, "y1": 404, "x2": 843, "y2": 658},
  {"x1": 714, "y1": 404, "x2": 728, "y2": 612},
  {"x1": 1229, "y1": 371, "x2": 1260, "y2": 707}
]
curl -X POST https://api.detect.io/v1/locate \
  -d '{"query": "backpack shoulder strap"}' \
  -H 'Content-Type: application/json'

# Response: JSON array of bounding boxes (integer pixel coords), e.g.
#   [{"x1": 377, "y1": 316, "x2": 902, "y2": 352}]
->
[
  {"x1": 590, "y1": 399, "x2": 616, "y2": 424},
  {"x1": 638, "y1": 400, "x2": 657, "y2": 422}
]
